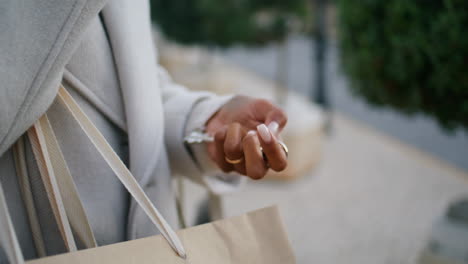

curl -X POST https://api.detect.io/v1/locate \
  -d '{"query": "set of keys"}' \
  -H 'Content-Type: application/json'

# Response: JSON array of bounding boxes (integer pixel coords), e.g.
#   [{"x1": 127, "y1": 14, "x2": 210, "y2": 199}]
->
[{"x1": 183, "y1": 130, "x2": 214, "y2": 144}]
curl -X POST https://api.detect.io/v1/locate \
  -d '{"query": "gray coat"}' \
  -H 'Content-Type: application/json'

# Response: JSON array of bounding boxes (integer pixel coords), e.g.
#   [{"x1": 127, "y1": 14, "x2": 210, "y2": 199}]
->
[{"x1": 0, "y1": 0, "x2": 240, "y2": 261}]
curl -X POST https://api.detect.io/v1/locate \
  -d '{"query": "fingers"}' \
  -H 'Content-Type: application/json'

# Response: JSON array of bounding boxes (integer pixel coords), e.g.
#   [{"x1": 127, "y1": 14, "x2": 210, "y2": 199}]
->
[
  {"x1": 243, "y1": 131, "x2": 268, "y2": 180},
  {"x1": 213, "y1": 127, "x2": 233, "y2": 173},
  {"x1": 224, "y1": 123, "x2": 244, "y2": 160},
  {"x1": 224, "y1": 123, "x2": 246, "y2": 174},
  {"x1": 257, "y1": 124, "x2": 288, "y2": 172}
]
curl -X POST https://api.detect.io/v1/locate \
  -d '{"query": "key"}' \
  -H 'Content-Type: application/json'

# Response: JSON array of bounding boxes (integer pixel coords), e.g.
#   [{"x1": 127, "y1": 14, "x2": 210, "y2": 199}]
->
[{"x1": 184, "y1": 131, "x2": 214, "y2": 144}]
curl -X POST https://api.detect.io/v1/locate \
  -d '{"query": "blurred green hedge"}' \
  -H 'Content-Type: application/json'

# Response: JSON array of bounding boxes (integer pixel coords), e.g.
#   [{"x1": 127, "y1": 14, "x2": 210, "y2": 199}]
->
[
  {"x1": 150, "y1": 0, "x2": 309, "y2": 47},
  {"x1": 337, "y1": 0, "x2": 468, "y2": 131}
]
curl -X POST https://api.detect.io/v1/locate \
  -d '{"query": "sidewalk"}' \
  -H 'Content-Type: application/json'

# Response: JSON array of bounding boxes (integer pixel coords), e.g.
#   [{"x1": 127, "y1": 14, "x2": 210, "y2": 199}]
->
[{"x1": 182, "y1": 113, "x2": 468, "y2": 264}]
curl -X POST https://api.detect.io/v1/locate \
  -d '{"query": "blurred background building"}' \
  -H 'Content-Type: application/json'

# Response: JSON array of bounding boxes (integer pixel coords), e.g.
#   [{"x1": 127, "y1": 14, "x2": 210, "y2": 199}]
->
[{"x1": 150, "y1": 1, "x2": 468, "y2": 263}]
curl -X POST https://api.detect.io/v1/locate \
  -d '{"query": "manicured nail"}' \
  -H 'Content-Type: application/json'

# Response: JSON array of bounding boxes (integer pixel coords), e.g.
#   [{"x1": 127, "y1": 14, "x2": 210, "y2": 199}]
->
[
  {"x1": 247, "y1": 130, "x2": 257, "y2": 136},
  {"x1": 268, "y1": 121, "x2": 279, "y2": 134},
  {"x1": 257, "y1": 124, "x2": 271, "y2": 143}
]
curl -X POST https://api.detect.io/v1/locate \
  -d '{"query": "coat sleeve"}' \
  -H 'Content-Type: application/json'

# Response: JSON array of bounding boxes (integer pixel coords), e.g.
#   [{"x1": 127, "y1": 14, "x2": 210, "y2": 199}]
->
[{"x1": 159, "y1": 67, "x2": 244, "y2": 193}]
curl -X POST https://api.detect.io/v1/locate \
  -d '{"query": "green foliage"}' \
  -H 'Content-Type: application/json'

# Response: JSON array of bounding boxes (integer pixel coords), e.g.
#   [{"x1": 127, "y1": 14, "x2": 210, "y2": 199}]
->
[
  {"x1": 150, "y1": 0, "x2": 310, "y2": 47},
  {"x1": 337, "y1": 0, "x2": 468, "y2": 131}
]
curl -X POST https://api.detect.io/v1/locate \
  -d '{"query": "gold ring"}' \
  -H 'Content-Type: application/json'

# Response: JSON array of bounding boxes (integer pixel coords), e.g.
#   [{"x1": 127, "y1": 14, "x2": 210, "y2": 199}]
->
[
  {"x1": 278, "y1": 141, "x2": 289, "y2": 157},
  {"x1": 225, "y1": 156, "x2": 244, "y2": 164}
]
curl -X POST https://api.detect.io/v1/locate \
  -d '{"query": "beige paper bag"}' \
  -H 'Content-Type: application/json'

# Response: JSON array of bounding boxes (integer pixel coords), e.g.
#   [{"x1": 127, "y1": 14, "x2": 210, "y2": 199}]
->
[{"x1": 27, "y1": 206, "x2": 295, "y2": 264}]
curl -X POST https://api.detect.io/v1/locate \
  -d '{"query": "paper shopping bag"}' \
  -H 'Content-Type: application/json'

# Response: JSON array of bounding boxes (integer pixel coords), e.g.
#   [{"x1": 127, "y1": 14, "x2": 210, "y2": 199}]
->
[{"x1": 27, "y1": 206, "x2": 295, "y2": 264}]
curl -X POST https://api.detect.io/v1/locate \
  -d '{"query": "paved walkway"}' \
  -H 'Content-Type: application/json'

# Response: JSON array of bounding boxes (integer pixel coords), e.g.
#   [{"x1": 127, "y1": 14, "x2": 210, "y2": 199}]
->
[{"x1": 183, "y1": 114, "x2": 468, "y2": 264}]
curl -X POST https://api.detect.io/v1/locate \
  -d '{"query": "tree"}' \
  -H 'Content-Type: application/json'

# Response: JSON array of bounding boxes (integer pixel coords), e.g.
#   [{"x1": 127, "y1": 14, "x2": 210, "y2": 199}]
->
[
  {"x1": 150, "y1": 0, "x2": 310, "y2": 47},
  {"x1": 337, "y1": 0, "x2": 468, "y2": 131}
]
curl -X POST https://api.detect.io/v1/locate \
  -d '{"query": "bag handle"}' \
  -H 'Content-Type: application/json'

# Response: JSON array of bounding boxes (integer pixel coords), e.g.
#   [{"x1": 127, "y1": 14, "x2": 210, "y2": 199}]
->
[
  {"x1": 27, "y1": 121, "x2": 78, "y2": 252},
  {"x1": 28, "y1": 114, "x2": 98, "y2": 249},
  {"x1": 55, "y1": 85, "x2": 187, "y2": 259},
  {"x1": 1, "y1": 123, "x2": 80, "y2": 264},
  {"x1": 0, "y1": 182, "x2": 24, "y2": 264},
  {"x1": 13, "y1": 137, "x2": 47, "y2": 257}
]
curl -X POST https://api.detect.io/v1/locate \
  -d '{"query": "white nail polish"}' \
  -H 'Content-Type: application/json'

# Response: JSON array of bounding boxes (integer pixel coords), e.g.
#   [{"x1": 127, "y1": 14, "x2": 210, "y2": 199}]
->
[
  {"x1": 247, "y1": 130, "x2": 257, "y2": 136},
  {"x1": 257, "y1": 124, "x2": 271, "y2": 143},
  {"x1": 268, "y1": 121, "x2": 279, "y2": 134}
]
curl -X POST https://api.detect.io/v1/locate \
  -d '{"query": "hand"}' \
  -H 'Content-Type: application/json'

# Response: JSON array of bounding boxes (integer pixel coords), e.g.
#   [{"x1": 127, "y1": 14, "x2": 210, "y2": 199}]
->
[{"x1": 205, "y1": 96, "x2": 288, "y2": 180}]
